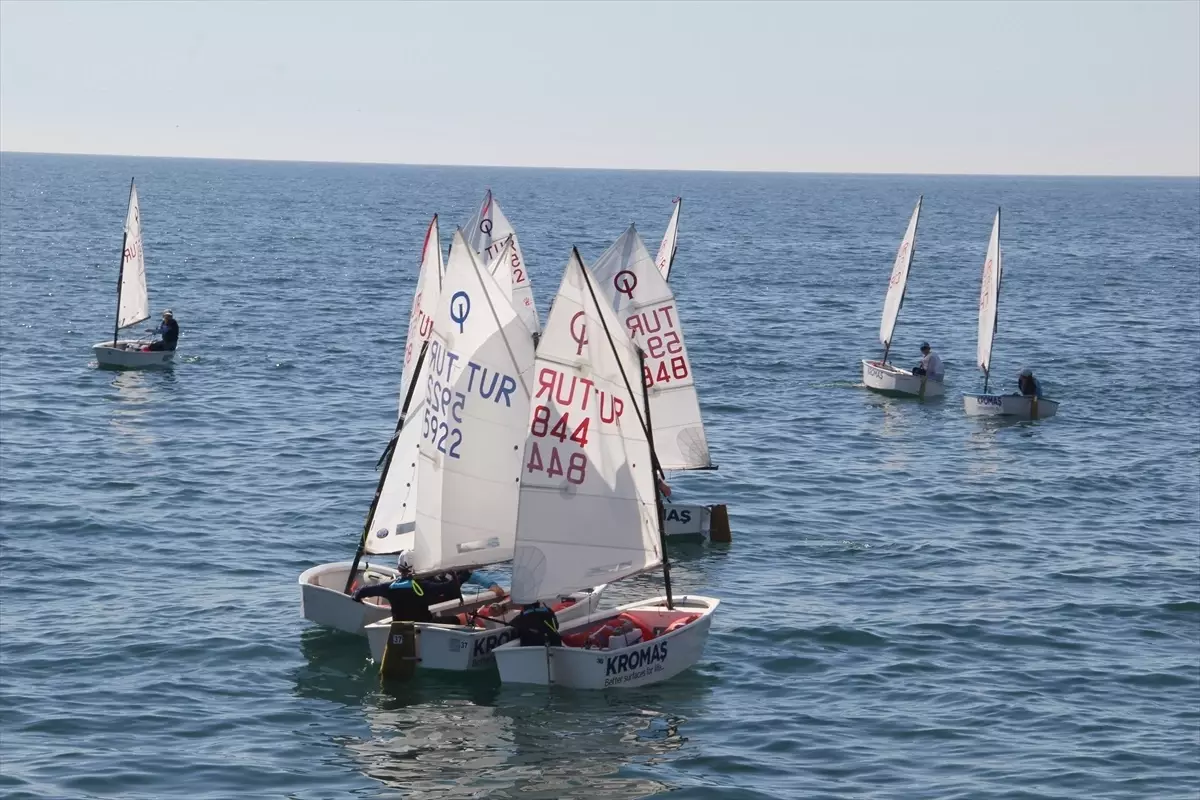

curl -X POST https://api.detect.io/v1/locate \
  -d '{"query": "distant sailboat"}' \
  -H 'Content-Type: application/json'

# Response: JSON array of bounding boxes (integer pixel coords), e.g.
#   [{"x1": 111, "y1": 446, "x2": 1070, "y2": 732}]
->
[
  {"x1": 92, "y1": 179, "x2": 174, "y2": 368},
  {"x1": 861, "y1": 197, "x2": 943, "y2": 398},
  {"x1": 655, "y1": 197, "x2": 681, "y2": 280},
  {"x1": 963, "y1": 209, "x2": 1060, "y2": 420},
  {"x1": 492, "y1": 248, "x2": 719, "y2": 689}
]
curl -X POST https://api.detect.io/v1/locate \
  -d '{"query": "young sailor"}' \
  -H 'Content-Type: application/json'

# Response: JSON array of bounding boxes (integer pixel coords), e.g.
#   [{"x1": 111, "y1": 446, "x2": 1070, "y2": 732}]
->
[
  {"x1": 511, "y1": 602, "x2": 561, "y2": 646},
  {"x1": 1017, "y1": 368, "x2": 1042, "y2": 397},
  {"x1": 147, "y1": 309, "x2": 179, "y2": 352},
  {"x1": 911, "y1": 341, "x2": 944, "y2": 382},
  {"x1": 352, "y1": 550, "x2": 462, "y2": 622}
]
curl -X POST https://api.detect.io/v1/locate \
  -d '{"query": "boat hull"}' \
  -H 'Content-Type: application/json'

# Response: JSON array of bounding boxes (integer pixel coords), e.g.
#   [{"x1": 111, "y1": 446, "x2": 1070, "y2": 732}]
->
[
  {"x1": 663, "y1": 503, "x2": 711, "y2": 538},
  {"x1": 364, "y1": 585, "x2": 608, "y2": 669},
  {"x1": 963, "y1": 393, "x2": 1060, "y2": 419},
  {"x1": 494, "y1": 595, "x2": 719, "y2": 689},
  {"x1": 94, "y1": 341, "x2": 175, "y2": 369},
  {"x1": 862, "y1": 359, "x2": 943, "y2": 398}
]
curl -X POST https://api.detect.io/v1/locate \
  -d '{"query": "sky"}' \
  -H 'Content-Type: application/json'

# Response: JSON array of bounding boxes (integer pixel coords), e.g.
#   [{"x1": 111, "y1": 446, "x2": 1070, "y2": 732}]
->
[{"x1": 1, "y1": 0, "x2": 1197, "y2": 176}]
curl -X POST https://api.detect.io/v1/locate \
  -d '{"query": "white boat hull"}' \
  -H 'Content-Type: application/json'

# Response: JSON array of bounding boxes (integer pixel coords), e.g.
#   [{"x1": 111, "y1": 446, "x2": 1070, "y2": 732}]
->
[
  {"x1": 93, "y1": 340, "x2": 174, "y2": 369},
  {"x1": 963, "y1": 393, "x2": 1060, "y2": 419},
  {"x1": 364, "y1": 585, "x2": 608, "y2": 669},
  {"x1": 494, "y1": 595, "x2": 719, "y2": 689},
  {"x1": 862, "y1": 359, "x2": 944, "y2": 398},
  {"x1": 663, "y1": 504, "x2": 709, "y2": 538}
]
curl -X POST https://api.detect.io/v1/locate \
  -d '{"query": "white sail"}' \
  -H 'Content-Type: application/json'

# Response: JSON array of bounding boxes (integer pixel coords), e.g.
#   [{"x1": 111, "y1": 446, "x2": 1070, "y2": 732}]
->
[
  {"x1": 510, "y1": 249, "x2": 661, "y2": 604},
  {"x1": 411, "y1": 229, "x2": 534, "y2": 575},
  {"x1": 879, "y1": 197, "x2": 922, "y2": 350},
  {"x1": 655, "y1": 197, "x2": 681, "y2": 281},
  {"x1": 365, "y1": 367, "x2": 426, "y2": 555},
  {"x1": 400, "y1": 215, "x2": 443, "y2": 404},
  {"x1": 589, "y1": 225, "x2": 711, "y2": 471},
  {"x1": 976, "y1": 210, "x2": 1003, "y2": 377},
  {"x1": 484, "y1": 235, "x2": 516, "y2": 304},
  {"x1": 116, "y1": 181, "x2": 149, "y2": 329},
  {"x1": 464, "y1": 190, "x2": 541, "y2": 336}
]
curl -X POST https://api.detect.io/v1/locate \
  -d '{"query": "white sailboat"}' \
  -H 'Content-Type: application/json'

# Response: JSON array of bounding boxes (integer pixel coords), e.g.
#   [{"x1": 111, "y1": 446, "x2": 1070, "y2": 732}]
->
[
  {"x1": 464, "y1": 190, "x2": 540, "y2": 338},
  {"x1": 590, "y1": 223, "x2": 728, "y2": 540},
  {"x1": 92, "y1": 179, "x2": 173, "y2": 368},
  {"x1": 299, "y1": 226, "x2": 504, "y2": 635},
  {"x1": 493, "y1": 248, "x2": 719, "y2": 689},
  {"x1": 861, "y1": 197, "x2": 942, "y2": 398},
  {"x1": 361, "y1": 230, "x2": 605, "y2": 669},
  {"x1": 963, "y1": 209, "x2": 1060, "y2": 420},
  {"x1": 655, "y1": 197, "x2": 681, "y2": 280}
]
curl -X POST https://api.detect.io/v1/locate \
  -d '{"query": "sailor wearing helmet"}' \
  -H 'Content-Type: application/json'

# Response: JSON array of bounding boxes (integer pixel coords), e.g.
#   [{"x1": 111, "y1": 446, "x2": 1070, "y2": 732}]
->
[{"x1": 351, "y1": 550, "x2": 462, "y2": 622}]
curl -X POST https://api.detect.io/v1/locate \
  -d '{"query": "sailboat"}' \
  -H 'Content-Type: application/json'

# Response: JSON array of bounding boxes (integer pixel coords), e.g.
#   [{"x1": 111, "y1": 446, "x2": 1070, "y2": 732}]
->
[
  {"x1": 963, "y1": 210, "x2": 1060, "y2": 419},
  {"x1": 92, "y1": 179, "x2": 173, "y2": 368},
  {"x1": 589, "y1": 224, "x2": 728, "y2": 541},
  {"x1": 361, "y1": 231, "x2": 606, "y2": 669},
  {"x1": 464, "y1": 190, "x2": 541, "y2": 339},
  {"x1": 655, "y1": 197, "x2": 681, "y2": 280},
  {"x1": 492, "y1": 248, "x2": 719, "y2": 689},
  {"x1": 861, "y1": 197, "x2": 942, "y2": 398},
  {"x1": 299, "y1": 222, "x2": 507, "y2": 635}
]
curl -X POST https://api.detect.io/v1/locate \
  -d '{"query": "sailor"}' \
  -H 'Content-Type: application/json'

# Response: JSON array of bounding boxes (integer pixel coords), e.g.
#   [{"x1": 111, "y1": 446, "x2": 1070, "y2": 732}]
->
[
  {"x1": 147, "y1": 309, "x2": 179, "y2": 351},
  {"x1": 656, "y1": 474, "x2": 672, "y2": 500},
  {"x1": 351, "y1": 550, "x2": 462, "y2": 622},
  {"x1": 443, "y1": 568, "x2": 507, "y2": 599},
  {"x1": 511, "y1": 601, "x2": 562, "y2": 646},
  {"x1": 911, "y1": 342, "x2": 944, "y2": 382},
  {"x1": 1017, "y1": 368, "x2": 1042, "y2": 397}
]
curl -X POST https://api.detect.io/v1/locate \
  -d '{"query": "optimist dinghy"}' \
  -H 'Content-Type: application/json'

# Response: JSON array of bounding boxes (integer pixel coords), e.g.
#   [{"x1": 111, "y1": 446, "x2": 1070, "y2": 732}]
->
[
  {"x1": 362, "y1": 231, "x2": 604, "y2": 671},
  {"x1": 493, "y1": 248, "x2": 719, "y2": 689},
  {"x1": 300, "y1": 218, "x2": 508, "y2": 634},
  {"x1": 93, "y1": 179, "x2": 174, "y2": 369},
  {"x1": 861, "y1": 197, "x2": 943, "y2": 398},
  {"x1": 962, "y1": 209, "x2": 1060, "y2": 420},
  {"x1": 589, "y1": 220, "x2": 729, "y2": 541}
]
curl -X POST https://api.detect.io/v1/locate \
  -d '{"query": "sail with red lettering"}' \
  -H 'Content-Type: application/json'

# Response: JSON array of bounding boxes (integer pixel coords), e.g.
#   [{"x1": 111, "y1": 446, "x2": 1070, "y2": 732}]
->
[
  {"x1": 410, "y1": 229, "x2": 534, "y2": 574},
  {"x1": 976, "y1": 210, "x2": 1003, "y2": 378},
  {"x1": 879, "y1": 197, "x2": 921, "y2": 351},
  {"x1": 463, "y1": 190, "x2": 540, "y2": 336},
  {"x1": 509, "y1": 249, "x2": 661, "y2": 604},
  {"x1": 655, "y1": 197, "x2": 681, "y2": 281},
  {"x1": 400, "y1": 215, "x2": 443, "y2": 407},
  {"x1": 116, "y1": 181, "x2": 149, "y2": 329},
  {"x1": 484, "y1": 234, "x2": 516, "y2": 304},
  {"x1": 589, "y1": 225, "x2": 711, "y2": 471}
]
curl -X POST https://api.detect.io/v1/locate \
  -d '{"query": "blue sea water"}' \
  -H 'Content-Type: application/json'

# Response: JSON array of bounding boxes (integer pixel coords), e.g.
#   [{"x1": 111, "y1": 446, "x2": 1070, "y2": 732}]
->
[{"x1": 0, "y1": 152, "x2": 1198, "y2": 800}]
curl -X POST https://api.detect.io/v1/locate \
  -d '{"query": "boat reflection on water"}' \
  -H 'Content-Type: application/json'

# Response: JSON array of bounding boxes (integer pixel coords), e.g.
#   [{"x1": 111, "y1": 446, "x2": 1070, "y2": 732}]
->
[
  {"x1": 294, "y1": 598, "x2": 716, "y2": 799},
  {"x1": 108, "y1": 369, "x2": 169, "y2": 450}
]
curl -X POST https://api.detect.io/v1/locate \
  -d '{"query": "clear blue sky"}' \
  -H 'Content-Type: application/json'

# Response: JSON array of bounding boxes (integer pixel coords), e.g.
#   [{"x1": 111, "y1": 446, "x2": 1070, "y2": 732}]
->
[{"x1": 1, "y1": 0, "x2": 1197, "y2": 175}]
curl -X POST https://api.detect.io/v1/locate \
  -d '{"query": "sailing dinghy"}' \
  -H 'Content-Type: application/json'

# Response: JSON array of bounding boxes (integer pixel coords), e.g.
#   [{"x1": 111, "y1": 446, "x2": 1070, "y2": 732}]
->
[
  {"x1": 300, "y1": 221, "x2": 508, "y2": 635},
  {"x1": 861, "y1": 197, "x2": 943, "y2": 398},
  {"x1": 92, "y1": 179, "x2": 174, "y2": 369},
  {"x1": 361, "y1": 231, "x2": 605, "y2": 669},
  {"x1": 493, "y1": 248, "x2": 719, "y2": 689},
  {"x1": 963, "y1": 210, "x2": 1060, "y2": 420},
  {"x1": 590, "y1": 224, "x2": 727, "y2": 540},
  {"x1": 464, "y1": 190, "x2": 540, "y2": 339}
]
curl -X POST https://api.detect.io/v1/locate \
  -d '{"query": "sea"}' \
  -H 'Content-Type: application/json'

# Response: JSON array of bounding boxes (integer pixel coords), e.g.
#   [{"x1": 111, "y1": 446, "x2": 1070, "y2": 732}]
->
[{"x1": 1, "y1": 152, "x2": 1197, "y2": 800}]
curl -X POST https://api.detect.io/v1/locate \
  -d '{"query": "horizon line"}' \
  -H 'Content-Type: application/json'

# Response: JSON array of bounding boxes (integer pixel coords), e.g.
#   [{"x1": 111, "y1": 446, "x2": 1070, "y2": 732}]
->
[{"x1": 2, "y1": 149, "x2": 1198, "y2": 181}]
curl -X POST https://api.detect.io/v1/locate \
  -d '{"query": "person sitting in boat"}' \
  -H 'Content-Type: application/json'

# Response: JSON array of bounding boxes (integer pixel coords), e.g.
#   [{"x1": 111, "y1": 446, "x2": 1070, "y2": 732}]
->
[
  {"x1": 1017, "y1": 368, "x2": 1042, "y2": 397},
  {"x1": 146, "y1": 309, "x2": 179, "y2": 352},
  {"x1": 911, "y1": 342, "x2": 944, "y2": 382},
  {"x1": 511, "y1": 602, "x2": 561, "y2": 647},
  {"x1": 443, "y1": 568, "x2": 507, "y2": 599},
  {"x1": 351, "y1": 550, "x2": 462, "y2": 622}
]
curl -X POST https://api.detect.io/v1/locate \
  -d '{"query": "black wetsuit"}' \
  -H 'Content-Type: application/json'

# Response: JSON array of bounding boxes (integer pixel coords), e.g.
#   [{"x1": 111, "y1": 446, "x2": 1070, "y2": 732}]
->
[
  {"x1": 149, "y1": 317, "x2": 179, "y2": 351},
  {"x1": 352, "y1": 575, "x2": 462, "y2": 622},
  {"x1": 512, "y1": 603, "x2": 561, "y2": 646}
]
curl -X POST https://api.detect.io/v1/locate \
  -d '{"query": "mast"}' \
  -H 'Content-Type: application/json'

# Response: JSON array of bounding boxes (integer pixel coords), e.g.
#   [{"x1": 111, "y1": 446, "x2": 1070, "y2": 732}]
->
[
  {"x1": 575, "y1": 252, "x2": 673, "y2": 609},
  {"x1": 111, "y1": 177, "x2": 135, "y2": 346},
  {"x1": 344, "y1": 340, "x2": 430, "y2": 593}
]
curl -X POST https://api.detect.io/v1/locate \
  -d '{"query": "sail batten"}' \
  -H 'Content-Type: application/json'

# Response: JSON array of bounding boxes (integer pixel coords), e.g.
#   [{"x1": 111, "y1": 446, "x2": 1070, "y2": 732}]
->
[
  {"x1": 976, "y1": 210, "x2": 1003, "y2": 377},
  {"x1": 589, "y1": 225, "x2": 711, "y2": 471},
  {"x1": 879, "y1": 197, "x2": 922, "y2": 350}
]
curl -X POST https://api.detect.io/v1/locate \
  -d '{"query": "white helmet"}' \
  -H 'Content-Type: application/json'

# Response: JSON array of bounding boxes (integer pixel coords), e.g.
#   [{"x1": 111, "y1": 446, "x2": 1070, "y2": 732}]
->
[{"x1": 396, "y1": 550, "x2": 414, "y2": 573}]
